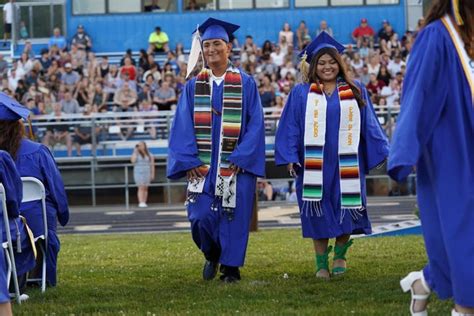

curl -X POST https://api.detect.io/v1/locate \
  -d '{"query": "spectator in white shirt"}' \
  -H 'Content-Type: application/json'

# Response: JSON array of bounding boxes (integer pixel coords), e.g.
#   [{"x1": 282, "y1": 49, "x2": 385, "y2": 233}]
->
[
  {"x1": 270, "y1": 45, "x2": 286, "y2": 67},
  {"x1": 2, "y1": 0, "x2": 18, "y2": 47},
  {"x1": 387, "y1": 54, "x2": 406, "y2": 76}
]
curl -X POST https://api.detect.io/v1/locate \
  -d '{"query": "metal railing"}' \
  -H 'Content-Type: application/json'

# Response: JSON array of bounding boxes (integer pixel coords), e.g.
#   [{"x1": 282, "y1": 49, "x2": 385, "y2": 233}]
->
[{"x1": 29, "y1": 105, "x2": 403, "y2": 207}]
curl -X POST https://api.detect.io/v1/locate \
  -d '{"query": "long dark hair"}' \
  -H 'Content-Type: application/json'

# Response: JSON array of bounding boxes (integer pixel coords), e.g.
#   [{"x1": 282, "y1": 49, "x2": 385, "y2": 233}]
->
[
  {"x1": 308, "y1": 48, "x2": 365, "y2": 108},
  {"x1": 424, "y1": 0, "x2": 474, "y2": 59},
  {"x1": 0, "y1": 120, "x2": 25, "y2": 160},
  {"x1": 137, "y1": 141, "x2": 151, "y2": 159}
]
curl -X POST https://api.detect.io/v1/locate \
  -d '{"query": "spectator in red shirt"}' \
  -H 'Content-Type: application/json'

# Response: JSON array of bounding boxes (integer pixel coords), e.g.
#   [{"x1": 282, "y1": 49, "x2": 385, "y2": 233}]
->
[
  {"x1": 352, "y1": 18, "x2": 375, "y2": 48},
  {"x1": 366, "y1": 73, "x2": 386, "y2": 96},
  {"x1": 120, "y1": 56, "x2": 137, "y2": 81}
]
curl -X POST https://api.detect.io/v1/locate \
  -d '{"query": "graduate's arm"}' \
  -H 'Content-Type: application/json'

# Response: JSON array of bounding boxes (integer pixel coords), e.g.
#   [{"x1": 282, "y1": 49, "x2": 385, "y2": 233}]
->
[
  {"x1": 39, "y1": 145, "x2": 69, "y2": 226},
  {"x1": 387, "y1": 25, "x2": 447, "y2": 182},
  {"x1": 166, "y1": 80, "x2": 203, "y2": 180},
  {"x1": 360, "y1": 83, "x2": 390, "y2": 172},
  {"x1": 0, "y1": 152, "x2": 22, "y2": 218},
  {"x1": 274, "y1": 87, "x2": 302, "y2": 167},
  {"x1": 227, "y1": 77, "x2": 266, "y2": 178}
]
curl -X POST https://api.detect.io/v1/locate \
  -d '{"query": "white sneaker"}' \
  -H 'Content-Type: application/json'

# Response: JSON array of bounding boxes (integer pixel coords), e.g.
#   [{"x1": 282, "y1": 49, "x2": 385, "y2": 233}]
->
[
  {"x1": 138, "y1": 202, "x2": 148, "y2": 208},
  {"x1": 400, "y1": 271, "x2": 431, "y2": 316}
]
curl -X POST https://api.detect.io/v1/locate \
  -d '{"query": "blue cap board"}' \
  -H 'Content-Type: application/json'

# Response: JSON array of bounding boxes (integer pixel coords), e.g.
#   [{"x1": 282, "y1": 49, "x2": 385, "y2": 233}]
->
[
  {"x1": 299, "y1": 31, "x2": 345, "y2": 61},
  {"x1": 195, "y1": 17, "x2": 240, "y2": 43},
  {"x1": 0, "y1": 92, "x2": 30, "y2": 121}
]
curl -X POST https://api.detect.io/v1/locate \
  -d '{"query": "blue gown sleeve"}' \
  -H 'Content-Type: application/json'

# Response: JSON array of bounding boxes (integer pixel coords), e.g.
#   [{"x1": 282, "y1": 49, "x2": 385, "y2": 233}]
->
[
  {"x1": 39, "y1": 146, "x2": 69, "y2": 226},
  {"x1": 167, "y1": 80, "x2": 203, "y2": 180},
  {"x1": 359, "y1": 84, "x2": 390, "y2": 172},
  {"x1": 274, "y1": 86, "x2": 302, "y2": 166},
  {"x1": 227, "y1": 76, "x2": 266, "y2": 177},
  {"x1": 388, "y1": 25, "x2": 448, "y2": 181},
  {"x1": 0, "y1": 151, "x2": 22, "y2": 218}
]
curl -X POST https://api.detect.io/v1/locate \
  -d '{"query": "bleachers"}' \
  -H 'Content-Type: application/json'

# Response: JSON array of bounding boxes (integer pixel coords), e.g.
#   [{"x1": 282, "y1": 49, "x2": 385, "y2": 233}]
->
[{"x1": 31, "y1": 105, "x2": 397, "y2": 159}]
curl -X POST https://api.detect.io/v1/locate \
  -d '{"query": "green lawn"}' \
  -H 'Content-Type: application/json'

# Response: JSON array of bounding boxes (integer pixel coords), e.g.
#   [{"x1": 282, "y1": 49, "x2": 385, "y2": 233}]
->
[{"x1": 13, "y1": 230, "x2": 451, "y2": 315}]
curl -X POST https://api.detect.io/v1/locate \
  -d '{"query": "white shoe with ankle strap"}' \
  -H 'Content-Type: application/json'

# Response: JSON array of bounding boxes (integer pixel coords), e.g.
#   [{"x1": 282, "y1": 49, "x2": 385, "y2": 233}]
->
[
  {"x1": 452, "y1": 309, "x2": 474, "y2": 316},
  {"x1": 400, "y1": 271, "x2": 431, "y2": 316}
]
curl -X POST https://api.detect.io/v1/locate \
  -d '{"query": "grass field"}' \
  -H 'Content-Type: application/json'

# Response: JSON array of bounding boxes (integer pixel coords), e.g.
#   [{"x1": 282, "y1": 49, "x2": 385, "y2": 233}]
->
[{"x1": 12, "y1": 229, "x2": 452, "y2": 315}]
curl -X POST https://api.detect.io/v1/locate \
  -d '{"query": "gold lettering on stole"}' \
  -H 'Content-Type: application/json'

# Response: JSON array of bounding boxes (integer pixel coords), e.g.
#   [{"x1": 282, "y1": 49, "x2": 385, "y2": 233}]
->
[
  {"x1": 313, "y1": 109, "x2": 319, "y2": 137},
  {"x1": 313, "y1": 99, "x2": 319, "y2": 138},
  {"x1": 347, "y1": 106, "x2": 354, "y2": 145}
]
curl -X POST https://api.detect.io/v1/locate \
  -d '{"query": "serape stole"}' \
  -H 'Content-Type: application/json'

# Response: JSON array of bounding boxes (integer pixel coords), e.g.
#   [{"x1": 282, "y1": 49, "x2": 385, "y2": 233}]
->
[
  {"x1": 302, "y1": 78, "x2": 364, "y2": 221},
  {"x1": 187, "y1": 65, "x2": 243, "y2": 211}
]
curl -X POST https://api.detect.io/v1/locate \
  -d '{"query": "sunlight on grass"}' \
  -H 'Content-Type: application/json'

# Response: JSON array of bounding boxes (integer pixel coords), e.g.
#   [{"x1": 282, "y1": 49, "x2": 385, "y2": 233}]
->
[{"x1": 13, "y1": 229, "x2": 452, "y2": 315}]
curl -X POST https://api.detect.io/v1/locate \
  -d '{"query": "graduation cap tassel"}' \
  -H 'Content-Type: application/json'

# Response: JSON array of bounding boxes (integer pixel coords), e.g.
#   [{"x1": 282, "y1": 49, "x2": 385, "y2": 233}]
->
[
  {"x1": 14, "y1": 220, "x2": 21, "y2": 253},
  {"x1": 299, "y1": 51, "x2": 310, "y2": 83},
  {"x1": 27, "y1": 116, "x2": 35, "y2": 141},
  {"x1": 186, "y1": 24, "x2": 203, "y2": 79}
]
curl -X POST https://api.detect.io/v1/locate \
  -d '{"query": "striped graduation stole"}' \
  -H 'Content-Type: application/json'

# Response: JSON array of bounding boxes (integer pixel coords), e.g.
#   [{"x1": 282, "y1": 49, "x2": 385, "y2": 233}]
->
[
  {"x1": 194, "y1": 69, "x2": 212, "y2": 178},
  {"x1": 215, "y1": 68, "x2": 242, "y2": 209},
  {"x1": 188, "y1": 65, "x2": 242, "y2": 210},
  {"x1": 302, "y1": 78, "x2": 362, "y2": 218},
  {"x1": 337, "y1": 79, "x2": 363, "y2": 214}
]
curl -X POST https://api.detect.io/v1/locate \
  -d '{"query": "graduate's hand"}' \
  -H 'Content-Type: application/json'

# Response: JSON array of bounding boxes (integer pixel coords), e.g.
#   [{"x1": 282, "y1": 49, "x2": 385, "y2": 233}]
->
[
  {"x1": 229, "y1": 164, "x2": 241, "y2": 175},
  {"x1": 187, "y1": 167, "x2": 203, "y2": 182},
  {"x1": 287, "y1": 163, "x2": 300, "y2": 178}
]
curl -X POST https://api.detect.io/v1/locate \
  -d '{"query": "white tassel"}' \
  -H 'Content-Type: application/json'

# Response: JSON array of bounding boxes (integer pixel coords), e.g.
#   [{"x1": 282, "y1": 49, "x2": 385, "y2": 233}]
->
[{"x1": 186, "y1": 24, "x2": 203, "y2": 79}]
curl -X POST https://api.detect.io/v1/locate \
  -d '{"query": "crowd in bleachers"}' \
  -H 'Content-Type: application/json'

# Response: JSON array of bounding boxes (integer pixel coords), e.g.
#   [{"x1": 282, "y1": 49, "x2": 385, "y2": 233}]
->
[{"x1": 1, "y1": 17, "x2": 422, "y2": 157}]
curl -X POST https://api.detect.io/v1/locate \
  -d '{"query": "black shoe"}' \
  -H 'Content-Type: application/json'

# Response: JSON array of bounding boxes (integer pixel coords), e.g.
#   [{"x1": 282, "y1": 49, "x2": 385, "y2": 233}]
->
[
  {"x1": 202, "y1": 260, "x2": 219, "y2": 281},
  {"x1": 221, "y1": 274, "x2": 240, "y2": 283},
  {"x1": 219, "y1": 265, "x2": 241, "y2": 283}
]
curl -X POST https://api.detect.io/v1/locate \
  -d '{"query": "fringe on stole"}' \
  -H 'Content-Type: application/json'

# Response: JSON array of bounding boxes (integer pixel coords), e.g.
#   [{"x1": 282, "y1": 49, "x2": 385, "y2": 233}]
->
[
  {"x1": 300, "y1": 201, "x2": 366, "y2": 224},
  {"x1": 184, "y1": 193, "x2": 235, "y2": 221},
  {"x1": 185, "y1": 190, "x2": 220, "y2": 210},
  {"x1": 184, "y1": 191, "x2": 199, "y2": 206},
  {"x1": 339, "y1": 206, "x2": 366, "y2": 224},
  {"x1": 301, "y1": 201, "x2": 324, "y2": 217}
]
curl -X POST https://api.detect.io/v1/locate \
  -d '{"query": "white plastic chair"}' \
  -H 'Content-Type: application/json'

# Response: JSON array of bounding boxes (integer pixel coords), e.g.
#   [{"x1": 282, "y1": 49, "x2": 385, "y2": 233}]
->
[
  {"x1": 21, "y1": 177, "x2": 48, "y2": 293},
  {"x1": 0, "y1": 183, "x2": 21, "y2": 304}
]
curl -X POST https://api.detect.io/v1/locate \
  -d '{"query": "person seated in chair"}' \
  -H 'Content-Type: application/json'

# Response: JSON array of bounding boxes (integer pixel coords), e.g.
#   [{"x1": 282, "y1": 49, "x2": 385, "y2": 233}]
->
[
  {"x1": 0, "y1": 92, "x2": 69, "y2": 287},
  {"x1": 0, "y1": 149, "x2": 36, "y2": 295}
]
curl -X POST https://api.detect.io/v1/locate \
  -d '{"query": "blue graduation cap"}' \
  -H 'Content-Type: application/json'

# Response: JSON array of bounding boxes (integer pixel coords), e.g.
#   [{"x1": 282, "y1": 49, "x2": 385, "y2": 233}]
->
[
  {"x1": 195, "y1": 17, "x2": 240, "y2": 43},
  {"x1": 299, "y1": 31, "x2": 345, "y2": 61},
  {"x1": 0, "y1": 92, "x2": 30, "y2": 121}
]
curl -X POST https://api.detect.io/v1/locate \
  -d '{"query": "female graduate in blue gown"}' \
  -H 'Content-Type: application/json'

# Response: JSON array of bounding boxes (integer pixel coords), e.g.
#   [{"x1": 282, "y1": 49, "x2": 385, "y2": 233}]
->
[
  {"x1": 275, "y1": 32, "x2": 389, "y2": 279},
  {"x1": 0, "y1": 151, "x2": 21, "y2": 314},
  {"x1": 167, "y1": 18, "x2": 265, "y2": 282},
  {"x1": 0, "y1": 92, "x2": 69, "y2": 287},
  {"x1": 0, "y1": 103, "x2": 37, "y2": 290},
  {"x1": 388, "y1": 0, "x2": 474, "y2": 315}
]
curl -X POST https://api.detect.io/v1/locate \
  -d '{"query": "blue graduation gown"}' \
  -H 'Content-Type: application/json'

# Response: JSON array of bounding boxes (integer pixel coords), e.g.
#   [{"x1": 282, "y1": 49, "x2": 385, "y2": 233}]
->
[
  {"x1": 167, "y1": 71, "x2": 265, "y2": 267},
  {"x1": 275, "y1": 82, "x2": 389, "y2": 239},
  {"x1": 0, "y1": 150, "x2": 20, "y2": 302},
  {"x1": 388, "y1": 21, "x2": 474, "y2": 306},
  {"x1": 0, "y1": 150, "x2": 36, "y2": 281},
  {"x1": 15, "y1": 139, "x2": 69, "y2": 286}
]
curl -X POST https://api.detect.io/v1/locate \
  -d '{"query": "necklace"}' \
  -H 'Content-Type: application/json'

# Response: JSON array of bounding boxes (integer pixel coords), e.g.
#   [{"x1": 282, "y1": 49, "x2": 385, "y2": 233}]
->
[{"x1": 324, "y1": 88, "x2": 334, "y2": 96}]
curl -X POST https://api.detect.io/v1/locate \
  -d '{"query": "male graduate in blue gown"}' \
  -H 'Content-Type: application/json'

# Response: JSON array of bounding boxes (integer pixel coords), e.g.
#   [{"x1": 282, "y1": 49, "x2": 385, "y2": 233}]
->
[
  {"x1": 388, "y1": 0, "x2": 474, "y2": 314},
  {"x1": 167, "y1": 18, "x2": 265, "y2": 282},
  {"x1": 0, "y1": 92, "x2": 69, "y2": 287}
]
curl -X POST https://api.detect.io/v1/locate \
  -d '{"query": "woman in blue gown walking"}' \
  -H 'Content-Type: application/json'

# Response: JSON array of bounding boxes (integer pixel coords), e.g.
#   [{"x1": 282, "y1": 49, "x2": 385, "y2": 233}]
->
[
  {"x1": 389, "y1": 0, "x2": 474, "y2": 315},
  {"x1": 275, "y1": 32, "x2": 389, "y2": 279}
]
